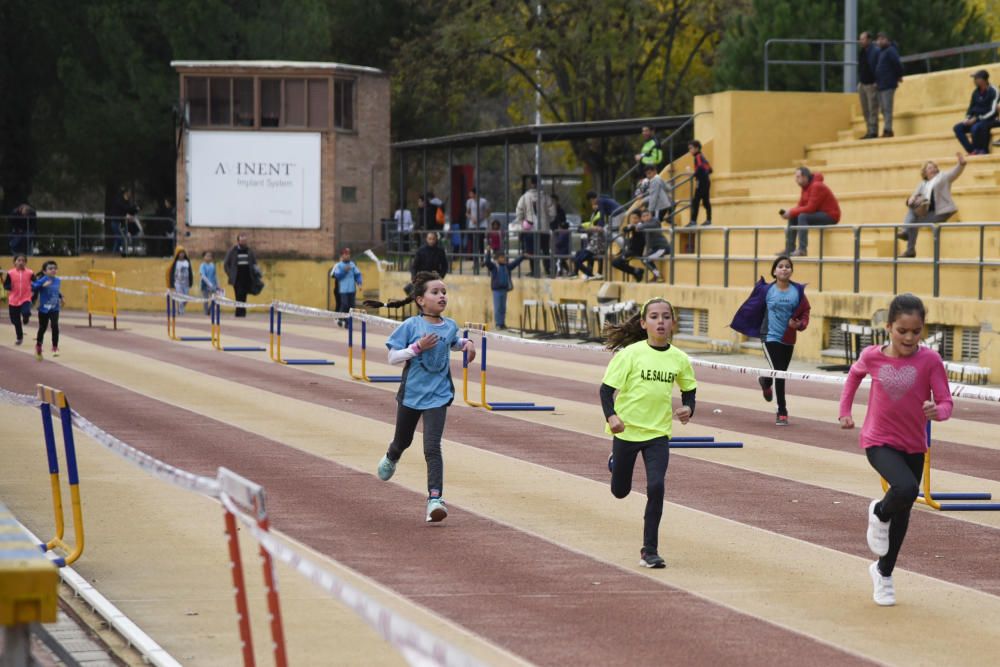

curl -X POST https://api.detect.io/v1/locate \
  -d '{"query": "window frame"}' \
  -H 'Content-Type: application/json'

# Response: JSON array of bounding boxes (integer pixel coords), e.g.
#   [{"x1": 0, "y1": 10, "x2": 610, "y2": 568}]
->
[
  {"x1": 333, "y1": 77, "x2": 357, "y2": 133},
  {"x1": 182, "y1": 73, "x2": 336, "y2": 131}
]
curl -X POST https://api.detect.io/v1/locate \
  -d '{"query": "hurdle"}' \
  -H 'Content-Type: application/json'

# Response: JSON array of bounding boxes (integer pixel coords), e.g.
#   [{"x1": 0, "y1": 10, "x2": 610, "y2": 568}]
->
[
  {"x1": 211, "y1": 301, "x2": 267, "y2": 353},
  {"x1": 166, "y1": 294, "x2": 213, "y2": 342},
  {"x1": 670, "y1": 435, "x2": 744, "y2": 449},
  {"x1": 86, "y1": 269, "x2": 118, "y2": 329},
  {"x1": 36, "y1": 384, "x2": 85, "y2": 567},
  {"x1": 462, "y1": 324, "x2": 555, "y2": 411},
  {"x1": 880, "y1": 422, "x2": 1000, "y2": 511},
  {"x1": 268, "y1": 305, "x2": 335, "y2": 365},
  {"x1": 347, "y1": 311, "x2": 400, "y2": 382}
]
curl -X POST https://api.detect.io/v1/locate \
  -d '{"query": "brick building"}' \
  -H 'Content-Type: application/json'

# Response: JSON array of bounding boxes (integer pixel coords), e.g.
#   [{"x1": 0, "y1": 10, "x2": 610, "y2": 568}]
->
[{"x1": 171, "y1": 60, "x2": 389, "y2": 259}]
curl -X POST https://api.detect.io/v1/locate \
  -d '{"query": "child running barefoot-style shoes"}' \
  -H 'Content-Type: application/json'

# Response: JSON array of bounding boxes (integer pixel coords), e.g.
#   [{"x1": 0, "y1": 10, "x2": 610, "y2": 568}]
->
[
  {"x1": 426, "y1": 498, "x2": 448, "y2": 523},
  {"x1": 869, "y1": 561, "x2": 896, "y2": 606},
  {"x1": 376, "y1": 455, "x2": 396, "y2": 481},
  {"x1": 867, "y1": 499, "x2": 890, "y2": 556},
  {"x1": 639, "y1": 549, "x2": 665, "y2": 569}
]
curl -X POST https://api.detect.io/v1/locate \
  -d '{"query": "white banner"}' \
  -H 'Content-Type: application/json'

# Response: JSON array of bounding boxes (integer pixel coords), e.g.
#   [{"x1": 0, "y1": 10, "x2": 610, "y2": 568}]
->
[{"x1": 186, "y1": 130, "x2": 321, "y2": 229}]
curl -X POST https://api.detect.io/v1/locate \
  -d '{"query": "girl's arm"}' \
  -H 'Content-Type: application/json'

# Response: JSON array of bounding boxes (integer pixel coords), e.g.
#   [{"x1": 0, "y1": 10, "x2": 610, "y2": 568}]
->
[
  {"x1": 599, "y1": 383, "x2": 624, "y2": 433},
  {"x1": 388, "y1": 343, "x2": 422, "y2": 365},
  {"x1": 838, "y1": 350, "x2": 869, "y2": 427},
  {"x1": 925, "y1": 357, "x2": 954, "y2": 421}
]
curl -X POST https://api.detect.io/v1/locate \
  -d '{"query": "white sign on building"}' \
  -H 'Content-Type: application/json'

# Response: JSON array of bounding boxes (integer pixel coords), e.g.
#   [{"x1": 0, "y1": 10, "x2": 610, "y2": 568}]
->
[{"x1": 186, "y1": 131, "x2": 321, "y2": 229}]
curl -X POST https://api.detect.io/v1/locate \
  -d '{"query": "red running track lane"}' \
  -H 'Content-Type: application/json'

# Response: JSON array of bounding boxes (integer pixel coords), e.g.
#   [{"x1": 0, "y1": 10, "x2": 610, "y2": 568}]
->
[
  {"x1": 0, "y1": 347, "x2": 875, "y2": 667},
  {"x1": 19, "y1": 328, "x2": 1000, "y2": 596}
]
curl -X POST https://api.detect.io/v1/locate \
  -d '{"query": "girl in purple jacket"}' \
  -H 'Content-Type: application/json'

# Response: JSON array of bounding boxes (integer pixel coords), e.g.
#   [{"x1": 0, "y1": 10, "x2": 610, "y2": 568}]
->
[{"x1": 730, "y1": 255, "x2": 810, "y2": 425}]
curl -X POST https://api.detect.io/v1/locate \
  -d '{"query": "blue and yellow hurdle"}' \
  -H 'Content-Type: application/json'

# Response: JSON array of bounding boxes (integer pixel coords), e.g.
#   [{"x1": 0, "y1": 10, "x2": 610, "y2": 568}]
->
[
  {"x1": 461, "y1": 324, "x2": 555, "y2": 412},
  {"x1": 210, "y1": 301, "x2": 266, "y2": 353},
  {"x1": 165, "y1": 294, "x2": 212, "y2": 342},
  {"x1": 267, "y1": 305, "x2": 335, "y2": 365},
  {"x1": 36, "y1": 384, "x2": 84, "y2": 566},
  {"x1": 347, "y1": 310, "x2": 400, "y2": 382}
]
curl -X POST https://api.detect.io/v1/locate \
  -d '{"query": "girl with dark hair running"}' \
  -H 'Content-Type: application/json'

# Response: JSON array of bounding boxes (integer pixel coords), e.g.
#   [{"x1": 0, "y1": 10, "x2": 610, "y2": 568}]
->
[
  {"x1": 601, "y1": 298, "x2": 697, "y2": 568},
  {"x1": 730, "y1": 255, "x2": 810, "y2": 425},
  {"x1": 372, "y1": 271, "x2": 476, "y2": 523},
  {"x1": 840, "y1": 293, "x2": 952, "y2": 606}
]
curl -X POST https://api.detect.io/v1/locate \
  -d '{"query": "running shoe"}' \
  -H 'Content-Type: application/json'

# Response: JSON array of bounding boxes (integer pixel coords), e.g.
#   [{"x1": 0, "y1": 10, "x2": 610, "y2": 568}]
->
[
  {"x1": 775, "y1": 412, "x2": 788, "y2": 426},
  {"x1": 607, "y1": 453, "x2": 614, "y2": 473},
  {"x1": 15, "y1": 338, "x2": 22, "y2": 346},
  {"x1": 426, "y1": 498, "x2": 448, "y2": 523},
  {"x1": 376, "y1": 454, "x2": 396, "y2": 481},
  {"x1": 639, "y1": 549, "x2": 665, "y2": 569},
  {"x1": 867, "y1": 499, "x2": 890, "y2": 556},
  {"x1": 869, "y1": 561, "x2": 895, "y2": 606},
  {"x1": 52, "y1": 347, "x2": 60, "y2": 357},
  {"x1": 35, "y1": 343, "x2": 42, "y2": 361},
  {"x1": 759, "y1": 377, "x2": 773, "y2": 402}
]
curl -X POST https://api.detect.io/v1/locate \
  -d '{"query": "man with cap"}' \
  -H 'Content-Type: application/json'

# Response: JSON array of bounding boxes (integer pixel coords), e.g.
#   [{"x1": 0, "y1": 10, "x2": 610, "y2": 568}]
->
[
  {"x1": 330, "y1": 246, "x2": 363, "y2": 326},
  {"x1": 954, "y1": 69, "x2": 999, "y2": 155}
]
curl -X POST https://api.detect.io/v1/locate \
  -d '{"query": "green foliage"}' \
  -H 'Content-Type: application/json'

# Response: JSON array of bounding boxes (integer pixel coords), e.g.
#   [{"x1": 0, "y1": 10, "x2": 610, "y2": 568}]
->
[{"x1": 715, "y1": 0, "x2": 992, "y2": 92}]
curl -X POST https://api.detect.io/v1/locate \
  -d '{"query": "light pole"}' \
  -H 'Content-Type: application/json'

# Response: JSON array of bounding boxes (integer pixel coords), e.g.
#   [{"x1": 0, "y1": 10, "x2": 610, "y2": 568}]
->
[{"x1": 843, "y1": 0, "x2": 857, "y2": 92}]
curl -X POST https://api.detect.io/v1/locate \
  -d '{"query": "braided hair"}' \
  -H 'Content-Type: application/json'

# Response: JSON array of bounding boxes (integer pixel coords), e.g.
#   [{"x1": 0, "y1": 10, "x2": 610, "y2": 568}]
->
[
  {"x1": 363, "y1": 271, "x2": 442, "y2": 310},
  {"x1": 603, "y1": 297, "x2": 674, "y2": 351}
]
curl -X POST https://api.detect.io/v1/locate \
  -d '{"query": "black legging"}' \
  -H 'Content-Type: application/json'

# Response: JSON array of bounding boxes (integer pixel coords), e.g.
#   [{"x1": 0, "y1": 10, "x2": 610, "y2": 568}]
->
[
  {"x1": 8, "y1": 303, "x2": 30, "y2": 341},
  {"x1": 37, "y1": 311, "x2": 59, "y2": 348},
  {"x1": 761, "y1": 341, "x2": 794, "y2": 414},
  {"x1": 386, "y1": 403, "x2": 448, "y2": 499},
  {"x1": 866, "y1": 445, "x2": 924, "y2": 576},
  {"x1": 610, "y1": 435, "x2": 670, "y2": 553},
  {"x1": 690, "y1": 179, "x2": 711, "y2": 223}
]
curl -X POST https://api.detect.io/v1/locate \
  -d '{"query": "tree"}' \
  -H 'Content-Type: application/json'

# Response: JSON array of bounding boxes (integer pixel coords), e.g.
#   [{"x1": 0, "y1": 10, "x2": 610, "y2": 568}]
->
[{"x1": 715, "y1": 0, "x2": 991, "y2": 93}]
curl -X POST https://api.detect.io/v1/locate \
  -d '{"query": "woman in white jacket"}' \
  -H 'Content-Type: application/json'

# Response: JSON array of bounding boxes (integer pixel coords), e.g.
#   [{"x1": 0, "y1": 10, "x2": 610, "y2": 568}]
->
[{"x1": 898, "y1": 152, "x2": 966, "y2": 257}]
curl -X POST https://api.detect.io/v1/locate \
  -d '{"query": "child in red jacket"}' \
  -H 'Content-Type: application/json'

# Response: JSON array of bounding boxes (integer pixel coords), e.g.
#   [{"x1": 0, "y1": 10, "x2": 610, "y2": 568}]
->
[{"x1": 1, "y1": 254, "x2": 34, "y2": 345}]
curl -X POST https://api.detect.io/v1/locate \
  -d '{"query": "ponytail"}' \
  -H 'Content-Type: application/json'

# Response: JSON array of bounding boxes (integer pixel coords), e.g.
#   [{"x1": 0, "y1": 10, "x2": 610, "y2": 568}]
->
[
  {"x1": 363, "y1": 271, "x2": 441, "y2": 310},
  {"x1": 603, "y1": 298, "x2": 673, "y2": 351}
]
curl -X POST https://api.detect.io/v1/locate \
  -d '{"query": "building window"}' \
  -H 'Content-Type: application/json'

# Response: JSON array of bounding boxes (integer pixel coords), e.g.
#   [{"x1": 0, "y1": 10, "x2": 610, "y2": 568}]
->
[
  {"x1": 308, "y1": 79, "x2": 329, "y2": 128},
  {"x1": 260, "y1": 79, "x2": 280, "y2": 127},
  {"x1": 233, "y1": 78, "x2": 254, "y2": 127},
  {"x1": 187, "y1": 77, "x2": 208, "y2": 126},
  {"x1": 334, "y1": 78, "x2": 355, "y2": 130},
  {"x1": 186, "y1": 75, "x2": 334, "y2": 129},
  {"x1": 209, "y1": 78, "x2": 232, "y2": 126},
  {"x1": 284, "y1": 79, "x2": 307, "y2": 127},
  {"x1": 341, "y1": 186, "x2": 357, "y2": 202}
]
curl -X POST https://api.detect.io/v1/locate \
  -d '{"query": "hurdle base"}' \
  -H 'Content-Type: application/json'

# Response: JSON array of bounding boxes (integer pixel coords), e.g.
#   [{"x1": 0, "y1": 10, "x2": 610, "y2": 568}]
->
[
  {"x1": 487, "y1": 402, "x2": 555, "y2": 412},
  {"x1": 919, "y1": 492, "x2": 992, "y2": 500},
  {"x1": 179, "y1": 336, "x2": 213, "y2": 342},
  {"x1": 668, "y1": 442, "x2": 744, "y2": 448},
  {"x1": 221, "y1": 346, "x2": 267, "y2": 352},
  {"x1": 367, "y1": 375, "x2": 401, "y2": 382},
  {"x1": 670, "y1": 436, "x2": 716, "y2": 443},
  {"x1": 283, "y1": 359, "x2": 335, "y2": 365},
  {"x1": 933, "y1": 503, "x2": 1000, "y2": 511}
]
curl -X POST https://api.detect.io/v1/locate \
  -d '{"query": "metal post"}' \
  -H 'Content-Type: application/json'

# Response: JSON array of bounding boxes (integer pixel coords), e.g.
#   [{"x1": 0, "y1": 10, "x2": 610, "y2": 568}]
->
[
  {"x1": 933, "y1": 225, "x2": 941, "y2": 297},
  {"x1": 2, "y1": 626, "x2": 32, "y2": 666},
  {"x1": 853, "y1": 227, "x2": 861, "y2": 293},
  {"x1": 723, "y1": 228, "x2": 730, "y2": 288},
  {"x1": 820, "y1": 42, "x2": 826, "y2": 92},
  {"x1": 844, "y1": 0, "x2": 858, "y2": 92},
  {"x1": 979, "y1": 224, "x2": 985, "y2": 300},
  {"x1": 474, "y1": 143, "x2": 481, "y2": 273},
  {"x1": 818, "y1": 229, "x2": 824, "y2": 291},
  {"x1": 422, "y1": 149, "x2": 428, "y2": 203},
  {"x1": 764, "y1": 41, "x2": 770, "y2": 91},
  {"x1": 503, "y1": 140, "x2": 510, "y2": 254}
]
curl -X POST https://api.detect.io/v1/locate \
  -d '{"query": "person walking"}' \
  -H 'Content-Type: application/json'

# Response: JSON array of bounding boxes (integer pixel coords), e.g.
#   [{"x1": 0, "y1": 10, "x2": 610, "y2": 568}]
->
[
  {"x1": 223, "y1": 233, "x2": 259, "y2": 317},
  {"x1": 839, "y1": 294, "x2": 953, "y2": 607},
  {"x1": 601, "y1": 298, "x2": 697, "y2": 569},
  {"x1": 875, "y1": 32, "x2": 903, "y2": 138},
  {"x1": 199, "y1": 251, "x2": 220, "y2": 315},
  {"x1": 166, "y1": 246, "x2": 193, "y2": 314},
  {"x1": 858, "y1": 31, "x2": 881, "y2": 139},
  {"x1": 374, "y1": 271, "x2": 476, "y2": 522}
]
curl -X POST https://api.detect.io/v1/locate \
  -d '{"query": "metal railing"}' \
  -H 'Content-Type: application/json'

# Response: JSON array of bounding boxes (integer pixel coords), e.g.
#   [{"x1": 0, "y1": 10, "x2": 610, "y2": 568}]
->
[
  {"x1": 901, "y1": 41, "x2": 1000, "y2": 72},
  {"x1": 383, "y1": 221, "x2": 1000, "y2": 300},
  {"x1": 611, "y1": 112, "x2": 710, "y2": 195},
  {"x1": 1, "y1": 214, "x2": 176, "y2": 257}
]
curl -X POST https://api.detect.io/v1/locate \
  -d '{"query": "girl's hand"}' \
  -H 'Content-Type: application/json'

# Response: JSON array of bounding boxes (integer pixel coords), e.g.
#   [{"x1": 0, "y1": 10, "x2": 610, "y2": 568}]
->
[
  {"x1": 789, "y1": 316, "x2": 802, "y2": 329},
  {"x1": 673, "y1": 406, "x2": 692, "y2": 424},
  {"x1": 607, "y1": 415, "x2": 625, "y2": 433},
  {"x1": 43, "y1": 279, "x2": 52, "y2": 287},
  {"x1": 417, "y1": 333, "x2": 439, "y2": 351},
  {"x1": 922, "y1": 400, "x2": 939, "y2": 421},
  {"x1": 462, "y1": 338, "x2": 476, "y2": 363},
  {"x1": 839, "y1": 416, "x2": 855, "y2": 429}
]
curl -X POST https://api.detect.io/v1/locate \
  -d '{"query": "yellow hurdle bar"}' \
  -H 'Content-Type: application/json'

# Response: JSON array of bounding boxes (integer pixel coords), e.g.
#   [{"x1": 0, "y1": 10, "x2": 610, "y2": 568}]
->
[
  {"x1": 36, "y1": 384, "x2": 85, "y2": 566},
  {"x1": 462, "y1": 323, "x2": 490, "y2": 408}
]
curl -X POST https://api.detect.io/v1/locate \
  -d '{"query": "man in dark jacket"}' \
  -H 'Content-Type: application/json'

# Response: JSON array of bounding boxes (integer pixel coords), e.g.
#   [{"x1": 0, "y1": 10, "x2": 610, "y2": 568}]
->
[
  {"x1": 858, "y1": 31, "x2": 881, "y2": 139},
  {"x1": 223, "y1": 233, "x2": 260, "y2": 317},
  {"x1": 875, "y1": 32, "x2": 903, "y2": 137},
  {"x1": 8, "y1": 203, "x2": 36, "y2": 256},
  {"x1": 411, "y1": 232, "x2": 449, "y2": 279},
  {"x1": 954, "y1": 70, "x2": 999, "y2": 155}
]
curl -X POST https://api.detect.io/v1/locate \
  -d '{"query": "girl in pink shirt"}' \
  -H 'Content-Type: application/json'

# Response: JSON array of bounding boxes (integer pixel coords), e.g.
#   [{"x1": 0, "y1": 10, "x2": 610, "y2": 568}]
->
[
  {"x1": 839, "y1": 294, "x2": 953, "y2": 607},
  {"x1": 1, "y1": 255, "x2": 34, "y2": 345}
]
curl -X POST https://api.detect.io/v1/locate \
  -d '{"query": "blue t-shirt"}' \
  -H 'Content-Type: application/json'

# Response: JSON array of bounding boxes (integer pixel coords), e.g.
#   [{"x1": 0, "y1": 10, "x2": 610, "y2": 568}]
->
[
  {"x1": 200, "y1": 262, "x2": 218, "y2": 291},
  {"x1": 765, "y1": 283, "x2": 799, "y2": 343},
  {"x1": 387, "y1": 316, "x2": 462, "y2": 410},
  {"x1": 33, "y1": 276, "x2": 62, "y2": 314}
]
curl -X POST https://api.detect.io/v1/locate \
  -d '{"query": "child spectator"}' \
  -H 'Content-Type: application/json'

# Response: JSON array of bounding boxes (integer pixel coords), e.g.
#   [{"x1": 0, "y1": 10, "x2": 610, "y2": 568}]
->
[
  {"x1": 1, "y1": 255, "x2": 33, "y2": 345},
  {"x1": 551, "y1": 194, "x2": 572, "y2": 276},
  {"x1": 331, "y1": 247, "x2": 363, "y2": 327},
  {"x1": 612, "y1": 211, "x2": 645, "y2": 282},
  {"x1": 573, "y1": 197, "x2": 609, "y2": 279},
  {"x1": 839, "y1": 294, "x2": 952, "y2": 606},
  {"x1": 166, "y1": 246, "x2": 193, "y2": 314},
  {"x1": 642, "y1": 164, "x2": 674, "y2": 225},
  {"x1": 687, "y1": 141, "x2": 712, "y2": 226},
  {"x1": 636, "y1": 208, "x2": 671, "y2": 281},
  {"x1": 483, "y1": 248, "x2": 527, "y2": 330},
  {"x1": 199, "y1": 251, "x2": 220, "y2": 315},
  {"x1": 374, "y1": 271, "x2": 476, "y2": 522},
  {"x1": 602, "y1": 298, "x2": 697, "y2": 568},
  {"x1": 32, "y1": 260, "x2": 63, "y2": 360},
  {"x1": 487, "y1": 220, "x2": 503, "y2": 253}
]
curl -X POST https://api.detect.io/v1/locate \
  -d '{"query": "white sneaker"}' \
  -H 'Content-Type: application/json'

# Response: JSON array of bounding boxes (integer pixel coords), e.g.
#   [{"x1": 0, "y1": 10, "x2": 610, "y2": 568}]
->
[
  {"x1": 426, "y1": 498, "x2": 447, "y2": 523},
  {"x1": 867, "y1": 500, "x2": 890, "y2": 556},
  {"x1": 869, "y1": 561, "x2": 896, "y2": 606},
  {"x1": 376, "y1": 455, "x2": 396, "y2": 481}
]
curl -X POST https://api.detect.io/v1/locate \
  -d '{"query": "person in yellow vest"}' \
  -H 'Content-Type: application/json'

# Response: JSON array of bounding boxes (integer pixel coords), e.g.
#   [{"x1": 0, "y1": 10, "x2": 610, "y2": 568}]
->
[{"x1": 633, "y1": 126, "x2": 663, "y2": 168}]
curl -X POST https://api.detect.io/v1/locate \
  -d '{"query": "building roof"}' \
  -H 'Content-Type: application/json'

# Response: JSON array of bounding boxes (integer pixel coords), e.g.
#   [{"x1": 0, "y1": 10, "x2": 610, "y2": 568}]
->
[{"x1": 170, "y1": 60, "x2": 384, "y2": 76}]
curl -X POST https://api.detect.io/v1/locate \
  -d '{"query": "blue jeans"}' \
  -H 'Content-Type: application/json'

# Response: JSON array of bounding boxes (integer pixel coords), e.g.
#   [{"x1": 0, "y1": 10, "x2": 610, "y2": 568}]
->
[
  {"x1": 492, "y1": 289, "x2": 508, "y2": 328},
  {"x1": 954, "y1": 120, "x2": 994, "y2": 153},
  {"x1": 785, "y1": 211, "x2": 835, "y2": 253}
]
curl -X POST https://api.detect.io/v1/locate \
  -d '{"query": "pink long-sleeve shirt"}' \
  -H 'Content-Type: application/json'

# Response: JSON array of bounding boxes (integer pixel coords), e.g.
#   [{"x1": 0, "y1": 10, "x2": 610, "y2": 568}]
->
[{"x1": 839, "y1": 345, "x2": 953, "y2": 454}]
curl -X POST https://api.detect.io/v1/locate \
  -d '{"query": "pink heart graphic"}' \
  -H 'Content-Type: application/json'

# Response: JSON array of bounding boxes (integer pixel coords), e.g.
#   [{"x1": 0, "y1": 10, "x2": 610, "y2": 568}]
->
[{"x1": 878, "y1": 364, "x2": 918, "y2": 402}]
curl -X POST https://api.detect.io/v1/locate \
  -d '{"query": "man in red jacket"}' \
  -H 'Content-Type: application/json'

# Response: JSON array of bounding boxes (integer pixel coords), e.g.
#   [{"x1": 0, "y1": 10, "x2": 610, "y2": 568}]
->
[{"x1": 779, "y1": 167, "x2": 841, "y2": 257}]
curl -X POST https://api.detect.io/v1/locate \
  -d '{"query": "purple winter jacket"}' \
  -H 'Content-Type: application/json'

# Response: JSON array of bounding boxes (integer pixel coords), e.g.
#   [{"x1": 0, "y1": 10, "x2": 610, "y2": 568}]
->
[{"x1": 730, "y1": 278, "x2": 811, "y2": 345}]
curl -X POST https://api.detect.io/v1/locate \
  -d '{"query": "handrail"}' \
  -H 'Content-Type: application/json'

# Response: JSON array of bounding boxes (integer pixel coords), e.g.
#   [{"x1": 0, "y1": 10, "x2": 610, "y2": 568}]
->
[
  {"x1": 901, "y1": 41, "x2": 1000, "y2": 71},
  {"x1": 611, "y1": 112, "x2": 711, "y2": 193}
]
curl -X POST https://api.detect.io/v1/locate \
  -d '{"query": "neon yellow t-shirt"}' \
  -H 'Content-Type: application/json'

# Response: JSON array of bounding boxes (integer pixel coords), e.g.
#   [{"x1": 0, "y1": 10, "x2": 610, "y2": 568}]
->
[{"x1": 601, "y1": 340, "x2": 697, "y2": 441}]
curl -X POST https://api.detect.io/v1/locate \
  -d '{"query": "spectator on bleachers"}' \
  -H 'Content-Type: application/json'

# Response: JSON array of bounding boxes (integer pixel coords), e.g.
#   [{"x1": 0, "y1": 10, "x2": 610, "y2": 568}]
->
[
  {"x1": 465, "y1": 188, "x2": 490, "y2": 257},
  {"x1": 642, "y1": 164, "x2": 674, "y2": 225},
  {"x1": 633, "y1": 125, "x2": 663, "y2": 169},
  {"x1": 612, "y1": 211, "x2": 645, "y2": 282},
  {"x1": 858, "y1": 31, "x2": 881, "y2": 139},
  {"x1": 779, "y1": 167, "x2": 841, "y2": 257},
  {"x1": 411, "y1": 232, "x2": 448, "y2": 279},
  {"x1": 487, "y1": 219, "x2": 503, "y2": 253},
  {"x1": 636, "y1": 208, "x2": 671, "y2": 281},
  {"x1": 686, "y1": 140, "x2": 712, "y2": 226},
  {"x1": 953, "y1": 70, "x2": 998, "y2": 156},
  {"x1": 515, "y1": 175, "x2": 556, "y2": 276},
  {"x1": 551, "y1": 194, "x2": 572, "y2": 276},
  {"x1": 573, "y1": 199, "x2": 608, "y2": 280},
  {"x1": 587, "y1": 191, "x2": 622, "y2": 230},
  {"x1": 483, "y1": 247, "x2": 527, "y2": 330},
  {"x1": 898, "y1": 153, "x2": 967, "y2": 258},
  {"x1": 875, "y1": 32, "x2": 903, "y2": 138}
]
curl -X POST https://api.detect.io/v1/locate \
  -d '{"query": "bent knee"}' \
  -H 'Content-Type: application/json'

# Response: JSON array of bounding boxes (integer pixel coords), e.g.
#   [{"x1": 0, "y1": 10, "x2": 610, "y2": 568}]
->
[
  {"x1": 611, "y1": 484, "x2": 631, "y2": 499},
  {"x1": 897, "y1": 482, "x2": 919, "y2": 504}
]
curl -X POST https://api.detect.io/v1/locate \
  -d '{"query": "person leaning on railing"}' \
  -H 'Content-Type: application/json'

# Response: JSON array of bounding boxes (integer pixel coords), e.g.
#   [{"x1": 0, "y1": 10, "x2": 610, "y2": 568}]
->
[{"x1": 898, "y1": 152, "x2": 966, "y2": 258}]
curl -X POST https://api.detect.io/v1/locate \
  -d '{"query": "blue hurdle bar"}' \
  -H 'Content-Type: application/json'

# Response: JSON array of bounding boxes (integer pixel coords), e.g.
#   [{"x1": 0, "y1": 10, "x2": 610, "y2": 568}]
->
[{"x1": 669, "y1": 435, "x2": 744, "y2": 449}]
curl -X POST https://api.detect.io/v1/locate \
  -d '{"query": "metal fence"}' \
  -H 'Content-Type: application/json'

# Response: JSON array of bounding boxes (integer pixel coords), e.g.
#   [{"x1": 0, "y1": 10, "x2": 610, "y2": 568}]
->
[{"x1": 1, "y1": 214, "x2": 176, "y2": 257}]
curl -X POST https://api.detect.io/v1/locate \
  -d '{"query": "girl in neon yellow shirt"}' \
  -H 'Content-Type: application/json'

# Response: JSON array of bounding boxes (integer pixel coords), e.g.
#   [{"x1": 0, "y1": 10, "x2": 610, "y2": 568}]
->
[{"x1": 601, "y1": 298, "x2": 697, "y2": 568}]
